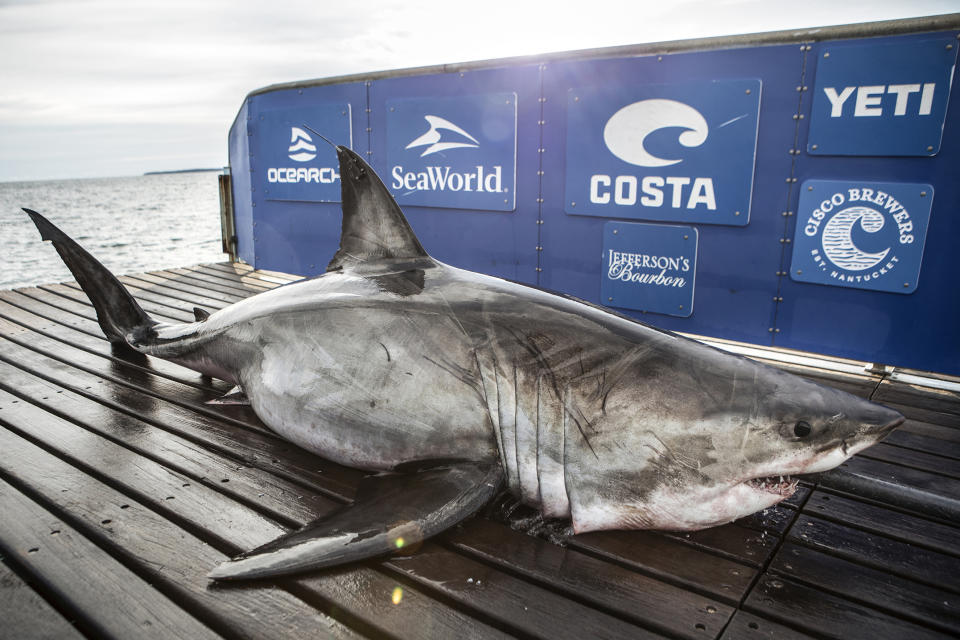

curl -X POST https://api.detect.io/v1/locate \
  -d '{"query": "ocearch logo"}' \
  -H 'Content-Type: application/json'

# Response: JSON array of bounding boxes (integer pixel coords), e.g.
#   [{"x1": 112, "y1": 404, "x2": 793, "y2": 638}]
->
[
  {"x1": 602, "y1": 99, "x2": 709, "y2": 167},
  {"x1": 287, "y1": 127, "x2": 317, "y2": 162}
]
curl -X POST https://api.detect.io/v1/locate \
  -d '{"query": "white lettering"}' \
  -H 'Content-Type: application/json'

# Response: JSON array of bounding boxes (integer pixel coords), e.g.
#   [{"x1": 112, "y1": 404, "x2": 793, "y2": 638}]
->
[
  {"x1": 854, "y1": 86, "x2": 885, "y2": 117},
  {"x1": 614, "y1": 176, "x2": 637, "y2": 205},
  {"x1": 824, "y1": 87, "x2": 856, "y2": 117},
  {"x1": 590, "y1": 175, "x2": 611, "y2": 204},
  {"x1": 886, "y1": 84, "x2": 921, "y2": 116}
]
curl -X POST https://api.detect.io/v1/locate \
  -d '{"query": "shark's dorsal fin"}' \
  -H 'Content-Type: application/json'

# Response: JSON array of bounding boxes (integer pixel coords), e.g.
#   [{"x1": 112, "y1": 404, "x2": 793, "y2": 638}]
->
[{"x1": 327, "y1": 146, "x2": 430, "y2": 273}]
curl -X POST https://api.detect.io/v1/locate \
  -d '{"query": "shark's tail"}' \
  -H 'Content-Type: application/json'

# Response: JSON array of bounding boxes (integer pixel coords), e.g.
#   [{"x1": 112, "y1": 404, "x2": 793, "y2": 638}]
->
[{"x1": 23, "y1": 208, "x2": 158, "y2": 346}]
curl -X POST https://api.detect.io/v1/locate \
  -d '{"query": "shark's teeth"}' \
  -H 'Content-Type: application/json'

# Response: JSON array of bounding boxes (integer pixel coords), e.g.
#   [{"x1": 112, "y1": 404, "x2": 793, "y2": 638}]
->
[{"x1": 746, "y1": 475, "x2": 799, "y2": 496}]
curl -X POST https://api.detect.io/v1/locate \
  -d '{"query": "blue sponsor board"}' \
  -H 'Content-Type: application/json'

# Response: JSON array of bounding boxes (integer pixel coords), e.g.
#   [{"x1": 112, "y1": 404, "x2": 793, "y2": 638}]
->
[
  {"x1": 790, "y1": 180, "x2": 932, "y2": 294},
  {"x1": 259, "y1": 104, "x2": 352, "y2": 202},
  {"x1": 386, "y1": 93, "x2": 517, "y2": 211},
  {"x1": 807, "y1": 37, "x2": 957, "y2": 156},
  {"x1": 565, "y1": 79, "x2": 760, "y2": 226},
  {"x1": 600, "y1": 221, "x2": 697, "y2": 317}
]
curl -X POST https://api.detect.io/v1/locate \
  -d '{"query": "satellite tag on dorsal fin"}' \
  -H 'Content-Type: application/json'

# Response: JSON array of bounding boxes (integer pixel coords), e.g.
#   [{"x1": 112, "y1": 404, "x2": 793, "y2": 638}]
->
[{"x1": 327, "y1": 146, "x2": 430, "y2": 273}]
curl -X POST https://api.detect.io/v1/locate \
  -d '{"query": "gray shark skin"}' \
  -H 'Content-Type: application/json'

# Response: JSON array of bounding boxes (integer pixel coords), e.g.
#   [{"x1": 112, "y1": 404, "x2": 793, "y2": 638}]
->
[{"x1": 23, "y1": 146, "x2": 903, "y2": 581}]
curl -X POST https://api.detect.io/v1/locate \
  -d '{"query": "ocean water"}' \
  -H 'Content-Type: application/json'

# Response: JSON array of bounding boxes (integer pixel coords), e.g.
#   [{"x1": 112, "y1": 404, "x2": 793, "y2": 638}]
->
[{"x1": 0, "y1": 172, "x2": 227, "y2": 291}]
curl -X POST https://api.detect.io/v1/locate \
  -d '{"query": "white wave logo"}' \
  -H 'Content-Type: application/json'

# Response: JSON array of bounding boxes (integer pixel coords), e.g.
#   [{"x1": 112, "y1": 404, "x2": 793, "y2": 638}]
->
[
  {"x1": 821, "y1": 206, "x2": 890, "y2": 271},
  {"x1": 406, "y1": 115, "x2": 479, "y2": 157},
  {"x1": 288, "y1": 127, "x2": 317, "y2": 162},
  {"x1": 603, "y1": 99, "x2": 709, "y2": 167}
]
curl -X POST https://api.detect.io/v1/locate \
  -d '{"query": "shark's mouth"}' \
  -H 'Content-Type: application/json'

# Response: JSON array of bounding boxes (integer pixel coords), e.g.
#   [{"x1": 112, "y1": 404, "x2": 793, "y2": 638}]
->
[{"x1": 745, "y1": 475, "x2": 799, "y2": 496}]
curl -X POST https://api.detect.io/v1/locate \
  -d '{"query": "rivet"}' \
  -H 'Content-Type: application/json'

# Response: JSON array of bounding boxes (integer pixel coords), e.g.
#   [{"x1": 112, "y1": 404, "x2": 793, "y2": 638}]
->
[
  {"x1": 297, "y1": 89, "x2": 303, "y2": 94},
  {"x1": 745, "y1": 89, "x2": 751, "y2": 95},
  {"x1": 683, "y1": 234, "x2": 688, "y2": 239},
  {"x1": 678, "y1": 305, "x2": 684, "y2": 310},
  {"x1": 608, "y1": 297, "x2": 613, "y2": 301},
  {"x1": 613, "y1": 229, "x2": 618, "y2": 234},
  {"x1": 811, "y1": 144, "x2": 818, "y2": 150},
  {"x1": 904, "y1": 282, "x2": 910, "y2": 288},
  {"x1": 926, "y1": 145, "x2": 934, "y2": 152},
  {"x1": 657, "y1": 56, "x2": 662, "y2": 61},
  {"x1": 823, "y1": 52, "x2": 830, "y2": 58},
  {"x1": 768, "y1": 328, "x2": 774, "y2": 333},
  {"x1": 920, "y1": 191, "x2": 927, "y2": 197},
  {"x1": 574, "y1": 96, "x2": 579, "y2": 102},
  {"x1": 808, "y1": 186, "x2": 814, "y2": 191},
  {"x1": 792, "y1": 114, "x2": 799, "y2": 120},
  {"x1": 948, "y1": 44, "x2": 954, "y2": 50},
  {"x1": 805, "y1": 45, "x2": 812, "y2": 51},
  {"x1": 796, "y1": 86, "x2": 803, "y2": 92},
  {"x1": 796, "y1": 269, "x2": 803, "y2": 274},
  {"x1": 734, "y1": 211, "x2": 741, "y2": 216},
  {"x1": 775, "y1": 328, "x2": 781, "y2": 333},
  {"x1": 798, "y1": 114, "x2": 804, "y2": 119},
  {"x1": 390, "y1": 107, "x2": 394, "y2": 111},
  {"x1": 571, "y1": 201, "x2": 576, "y2": 207}
]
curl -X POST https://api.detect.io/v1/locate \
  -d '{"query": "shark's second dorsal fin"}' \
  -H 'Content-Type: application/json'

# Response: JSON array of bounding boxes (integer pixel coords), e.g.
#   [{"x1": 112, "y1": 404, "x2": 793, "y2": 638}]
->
[{"x1": 327, "y1": 146, "x2": 430, "y2": 272}]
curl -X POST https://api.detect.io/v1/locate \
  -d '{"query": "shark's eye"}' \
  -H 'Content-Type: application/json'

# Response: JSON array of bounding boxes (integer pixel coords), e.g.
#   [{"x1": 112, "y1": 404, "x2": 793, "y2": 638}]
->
[{"x1": 794, "y1": 421, "x2": 812, "y2": 437}]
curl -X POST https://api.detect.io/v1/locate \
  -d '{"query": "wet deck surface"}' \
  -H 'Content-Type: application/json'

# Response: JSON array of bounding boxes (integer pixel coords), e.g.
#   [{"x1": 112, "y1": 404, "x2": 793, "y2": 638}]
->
[{"x1": 0, "y1": 262, "x2": 957, "y2": 640}]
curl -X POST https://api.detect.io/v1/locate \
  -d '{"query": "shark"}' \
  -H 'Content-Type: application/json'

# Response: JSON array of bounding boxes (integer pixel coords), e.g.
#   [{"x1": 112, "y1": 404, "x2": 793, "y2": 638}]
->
[{"x1": 23, "y1": 146, "x2": 904, "y2": 581}]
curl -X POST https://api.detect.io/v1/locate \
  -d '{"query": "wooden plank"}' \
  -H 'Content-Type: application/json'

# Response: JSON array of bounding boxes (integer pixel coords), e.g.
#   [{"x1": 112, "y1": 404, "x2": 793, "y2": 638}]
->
[
  {"x1": 884, "y1": 427, "x2": 960, "y2": 460},
  {"x1": 386, "y1": 546, "x2": 667, "y2": 639},
  {"x1": 803, "y1": 490, "x2": 960, "y2": 557},
  {"x1": 43, "y1": 282, "x2": 196, "y2": 323},
  {"x1": 0, "y1": 557, "x2": 85, "y2": 640},
  {"x1": 123, "y1": 272, "x2": 247, "y2": 305},
  {"x1": 719, "y1": 610, "x2": 817, "y2": 640},
  {"x1": 181, "y1": 265, "x2": 276, "y2": 291},
  {"x1": 114, "y1": 276, "x2": 232, "y2": 311},
  {"x1": 859, "y1": 442, "x2": 960, "y2": 479},
  {"x1": 21, "y1": 284, "x2": 190, "y2": 325},
  {"x1": 0, "y1": 477, "x2": 222, "y2": 640},
  {"x1": 663, "y1": 523, "x2": 780, "y2": 567},
  {"x1": 0, "y1": 330, "x2": 361, "y2": 499},
  {"x1": 204, "y1": 262, "x2": 301, "y2": 284},
  {"x1": 744, "y1": 573, "x2": 952, "y2": 640},
  {"x1": 787, "y1": 514, "x2": 960, "y2": 593},
  {"x1": 770, "y1": 542, "x2": 959, "y2": 635},
  {"x1": 897, "y1": 418, "x2": 960, "y2": 443},
  {"x1": 154, "y1": 268, "x2": 265, "y2": 297},
  {"x1": 822, "y1": 456, "x2": 960, "y2": 522},
  {"x1": 568, "y1": 530, "x2": 757, "y2": 604},
  {"x1": 0, "y1": 296, "x2": 226, "y2": 393},
  {"x1": 874, "y1": 378, "x2": 960, "y2": 418},
  {"x1": 446, "y1": 517, "x2": 731, "y2": 639}
]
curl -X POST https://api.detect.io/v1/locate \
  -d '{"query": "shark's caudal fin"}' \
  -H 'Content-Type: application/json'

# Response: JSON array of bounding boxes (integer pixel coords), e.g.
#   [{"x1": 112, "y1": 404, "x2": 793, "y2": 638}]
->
[
  {"x1": 327, "y1": 146, "x2": 430, "y2": 272},
  {"x1": 23, "y1": 208, "x2": 157, "y2": 345}
]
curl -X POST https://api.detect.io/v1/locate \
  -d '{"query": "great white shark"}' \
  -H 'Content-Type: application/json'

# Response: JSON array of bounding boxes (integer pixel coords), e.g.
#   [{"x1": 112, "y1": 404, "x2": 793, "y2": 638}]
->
[{"x1": 23, "y1": 146, "x2": 903, "y2": 581}]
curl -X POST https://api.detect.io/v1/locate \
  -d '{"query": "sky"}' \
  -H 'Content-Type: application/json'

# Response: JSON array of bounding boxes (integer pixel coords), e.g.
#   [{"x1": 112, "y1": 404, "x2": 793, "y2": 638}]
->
[{"x1": 0, "y1": 0, "x2": 956, "y2": 182}]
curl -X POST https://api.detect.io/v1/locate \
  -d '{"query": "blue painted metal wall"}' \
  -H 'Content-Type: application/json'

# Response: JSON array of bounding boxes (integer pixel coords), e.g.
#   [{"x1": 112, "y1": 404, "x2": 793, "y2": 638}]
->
[{"x1": 227, "y1": 25, "x2": 960, "y2": 375}]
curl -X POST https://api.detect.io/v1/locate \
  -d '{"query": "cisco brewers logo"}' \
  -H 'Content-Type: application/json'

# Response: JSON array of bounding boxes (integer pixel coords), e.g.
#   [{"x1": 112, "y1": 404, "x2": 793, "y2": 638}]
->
[
  {"x1": 792, "y1": 180, "x2": 934, "y2": 295},
  {"x1": 267, "y1": 127, "x2": 339, "y2": 185},
  {"x1": 391, "y1": 115, "x2": 503, "y2": 194},
  {"x1": 590, "y1": 99, "x2": 715, "y2": 210}
]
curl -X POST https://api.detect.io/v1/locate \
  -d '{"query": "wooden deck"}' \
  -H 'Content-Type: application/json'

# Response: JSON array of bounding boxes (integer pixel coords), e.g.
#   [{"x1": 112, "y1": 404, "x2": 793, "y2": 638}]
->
[{"x1": 0, "y1": 263, "x2": 957, "y2": 640}]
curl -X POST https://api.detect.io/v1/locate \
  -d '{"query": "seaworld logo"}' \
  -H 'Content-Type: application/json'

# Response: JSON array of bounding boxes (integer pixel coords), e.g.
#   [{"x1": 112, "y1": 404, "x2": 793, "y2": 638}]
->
[
  {"x1": 802, "y1": 187, "x2": 914, "y2": 284},
  {"x1": 392, "y1": 114, "x2": 502, "y2": 194},
  {"x1": 405, "y1": 115, "x2": 480, "y2": 157}
]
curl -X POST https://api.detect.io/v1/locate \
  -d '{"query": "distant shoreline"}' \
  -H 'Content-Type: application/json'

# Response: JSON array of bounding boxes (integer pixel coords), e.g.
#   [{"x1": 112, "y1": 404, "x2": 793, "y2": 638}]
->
[{"x1": 144, "y1": 168, "x2": 222, "y2": 176}]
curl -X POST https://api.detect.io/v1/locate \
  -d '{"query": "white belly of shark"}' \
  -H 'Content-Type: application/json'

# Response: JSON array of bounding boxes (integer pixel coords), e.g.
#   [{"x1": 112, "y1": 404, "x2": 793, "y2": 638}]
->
[{"x1": 23, "y1": 143, "x2": 903, "y2": 581}]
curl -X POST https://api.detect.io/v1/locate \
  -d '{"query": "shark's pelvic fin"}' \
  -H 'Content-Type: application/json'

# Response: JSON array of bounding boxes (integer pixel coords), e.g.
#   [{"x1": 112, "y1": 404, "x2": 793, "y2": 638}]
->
[
  {"x1": 326, "y1": 146, "x2": 431, "y2": 273},
  {"x1": 208, "y1": 462, "x2": 503, "y2": 581}
]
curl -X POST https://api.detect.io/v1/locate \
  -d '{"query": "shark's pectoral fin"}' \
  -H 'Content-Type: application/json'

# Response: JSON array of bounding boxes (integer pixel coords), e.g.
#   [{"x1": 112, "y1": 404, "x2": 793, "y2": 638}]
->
[
  {"x1": 208, "y1": 461, "x2": 503, "y2": 581},
  {"x1": 204, "y1": 385, "x2": 250, "y2": 405}
]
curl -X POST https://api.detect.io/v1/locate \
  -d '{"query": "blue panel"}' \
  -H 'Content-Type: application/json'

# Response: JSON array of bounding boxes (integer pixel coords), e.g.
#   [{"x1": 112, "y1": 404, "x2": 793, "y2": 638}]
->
[
  {"x1": 258, "y1": 104, "x2": 352, "y2": 202},
  {"x1": 540, "y1": 44, "x2": 801, "y2": 343},
  {"x1": 565, "y1": 79, "x2": 760, "y2": 225},
  {"x1": 385, "y1": 93, "x2": 517, "y2": 211},
  {"x1": 369, "y1": 66, "x2": 541, "y2": 282},
  {"x1": 807, "y1": 35, "x2": 957, "y2": 156},
  {"x1": 601, "y1": 222, "x2": 697, "y2": 317},
  {"x1": 789, "y1": 180, "x2": 932, "y2": 294},
  {"x1": 245, "y1": 82, "x2": 368, "y2": 278},
  {"x1": 776, "y1": 30, "x2": 960, "y2": 374}
]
